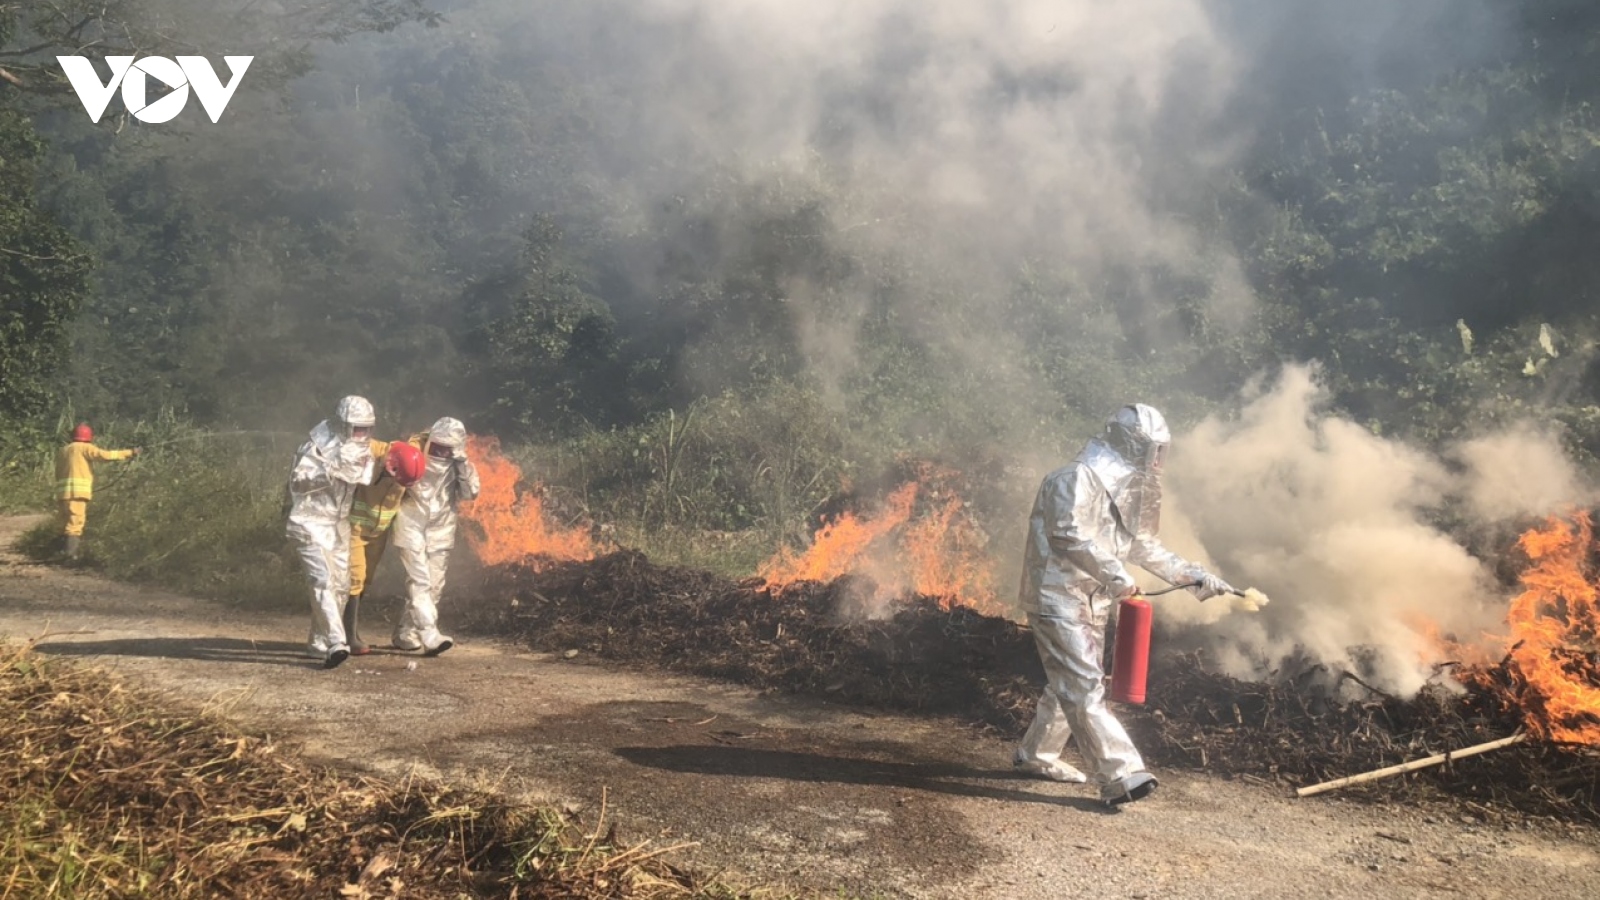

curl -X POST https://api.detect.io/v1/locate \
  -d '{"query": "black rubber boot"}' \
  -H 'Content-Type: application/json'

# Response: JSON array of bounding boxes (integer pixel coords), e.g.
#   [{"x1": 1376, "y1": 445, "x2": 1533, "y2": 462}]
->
[
  {"x1": 64, "y1": 535, "x2": 82, "y2": 560},
  {"x1": 343, "y1": 595, "x2": 371, "y2": 656}
]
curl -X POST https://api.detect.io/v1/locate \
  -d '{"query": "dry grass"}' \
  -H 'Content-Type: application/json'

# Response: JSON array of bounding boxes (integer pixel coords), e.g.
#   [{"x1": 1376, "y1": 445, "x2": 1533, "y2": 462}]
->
[{"x1": 0, "y1": 640, "x2": 763, "y2": 900}]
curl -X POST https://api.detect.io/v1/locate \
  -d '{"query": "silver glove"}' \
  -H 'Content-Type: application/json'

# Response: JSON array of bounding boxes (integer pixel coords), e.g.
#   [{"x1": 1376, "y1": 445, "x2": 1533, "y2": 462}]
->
[
  {"x1": 1192, "y1": 572, "x2": 1236, "y2": 601},
  {"x1": 1107, "y1": 572, "x2": 1139, "y2": 600}
]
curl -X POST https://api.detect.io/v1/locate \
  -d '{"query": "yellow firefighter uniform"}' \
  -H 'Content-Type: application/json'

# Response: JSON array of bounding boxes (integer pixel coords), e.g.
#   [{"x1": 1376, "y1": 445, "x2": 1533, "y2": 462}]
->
[
  {"x1": 55, "y1": 440, "x2": 137, "y2": 539},
  {"x1": 349, "y1": 438, "x2": 411, "y2": 598},
  {"x1": 343, "y1": 436, "x2": 424, "y2": 654}
]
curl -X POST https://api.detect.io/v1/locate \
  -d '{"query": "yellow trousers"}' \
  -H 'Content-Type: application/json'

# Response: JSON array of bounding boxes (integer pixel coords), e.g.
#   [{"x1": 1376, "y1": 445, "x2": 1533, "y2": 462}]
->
[
  {"x1": 349, "y1": 527, "x2": 391, "y2": 598},
  {"x1": 58, "y1": 499, "x2": 89, "y2": 537}
]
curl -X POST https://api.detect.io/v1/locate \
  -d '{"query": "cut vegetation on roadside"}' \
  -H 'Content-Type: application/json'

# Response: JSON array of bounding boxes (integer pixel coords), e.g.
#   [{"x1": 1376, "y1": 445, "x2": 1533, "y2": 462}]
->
[{"x1": 0, "y1": 640, "x2": 759, "y2": 900}]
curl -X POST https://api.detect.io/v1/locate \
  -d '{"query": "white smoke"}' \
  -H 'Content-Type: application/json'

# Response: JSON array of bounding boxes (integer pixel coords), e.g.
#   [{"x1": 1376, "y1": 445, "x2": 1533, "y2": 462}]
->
[
  {"x1": 403, "y1": 0, "x2": 1259, "y2": 410},
  {"x1": 1158, "y1": 365, "x2": 1591, "y2": 695},
  {"x1": 293, "y1": 0, "x2": 1509, "y2": 440},
  {"x1": 650, "y1": 0, "x2": 1248, "y2": 291},
  {"x1": 1454, "y1": 429, "x2": 1596, "y2": 522}
]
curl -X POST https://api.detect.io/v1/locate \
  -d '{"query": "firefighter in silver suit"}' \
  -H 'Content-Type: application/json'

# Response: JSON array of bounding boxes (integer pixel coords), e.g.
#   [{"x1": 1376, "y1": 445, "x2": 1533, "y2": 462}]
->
[
  {"x1": 1014, "y1": 404, "x2": 1235, "y2": 805},
  {"x1": 391, "y1": 417, "x2": 481, "y2": 656},
  {"x1": 287, "y1": 395, "x2": 380, "y2": 669}
]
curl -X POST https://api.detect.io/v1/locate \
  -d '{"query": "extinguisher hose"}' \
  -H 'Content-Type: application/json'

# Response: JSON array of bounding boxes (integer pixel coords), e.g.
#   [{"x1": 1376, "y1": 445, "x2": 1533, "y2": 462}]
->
[{"x1": 1138, "y1": 581, "x2": 1246, "y2": 599}]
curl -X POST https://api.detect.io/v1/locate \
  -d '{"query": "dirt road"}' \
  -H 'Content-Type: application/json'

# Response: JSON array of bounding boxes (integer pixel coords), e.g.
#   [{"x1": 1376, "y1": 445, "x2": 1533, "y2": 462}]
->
[{"x1": 3, "y1": 515, "x2": 1596, "y2": 899}]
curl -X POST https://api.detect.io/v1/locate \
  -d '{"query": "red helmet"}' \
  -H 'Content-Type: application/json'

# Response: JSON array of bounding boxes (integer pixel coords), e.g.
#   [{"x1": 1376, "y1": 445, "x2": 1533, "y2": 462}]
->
[
  {"x1": 384, "y1": 441, "x2": 425, "y2": 487},
  {"x1": 71, "y1": 423, "x2": 93, "y2": 442}
]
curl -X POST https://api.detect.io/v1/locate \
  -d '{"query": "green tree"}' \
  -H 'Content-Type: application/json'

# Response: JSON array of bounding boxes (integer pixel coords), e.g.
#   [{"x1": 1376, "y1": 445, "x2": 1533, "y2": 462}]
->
[
  {"x1": 459, "y1": 217, "x2": 630, "y2": 439},
  {"x1": 0, "y1": 12, "x2": 90, "y2": 424}
]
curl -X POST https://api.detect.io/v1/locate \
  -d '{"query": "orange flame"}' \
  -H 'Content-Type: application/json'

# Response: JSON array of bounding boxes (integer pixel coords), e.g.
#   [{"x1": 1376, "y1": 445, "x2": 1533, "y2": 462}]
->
[
  {"x1": 1497, "y1": 513, "x2": 1600, "y2": 744},
  {"x1": 461, "y1": 435, "x2": 595, "y2": 568},
  {"x1": 760, "y1": 481, "x2": 919, "y2": 585},
  {"x1": 760, "y1": 465, "x2": 1000, "y2": 614},
  {"x1": 901, "y1": 492, "x2": 995, "y2": 609}
]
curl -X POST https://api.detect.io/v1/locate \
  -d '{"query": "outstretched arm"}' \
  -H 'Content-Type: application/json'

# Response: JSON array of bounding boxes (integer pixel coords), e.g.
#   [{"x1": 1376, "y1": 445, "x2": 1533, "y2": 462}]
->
[
  {"x1": 1130, "y1": 534, "x2": 1234, "y2": 599},
  {"x1": 86, "y1": 444, "x2": 138, "y2": 462}
]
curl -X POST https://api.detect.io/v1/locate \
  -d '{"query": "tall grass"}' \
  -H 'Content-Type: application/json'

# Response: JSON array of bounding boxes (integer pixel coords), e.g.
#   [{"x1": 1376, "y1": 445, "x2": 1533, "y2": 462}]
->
[
  {"x1": 520, "y1": 384, "x2": 862, "y2": 540},
  {"x1": 17, "y1": 418, "x2": 307, "y2": 609}
]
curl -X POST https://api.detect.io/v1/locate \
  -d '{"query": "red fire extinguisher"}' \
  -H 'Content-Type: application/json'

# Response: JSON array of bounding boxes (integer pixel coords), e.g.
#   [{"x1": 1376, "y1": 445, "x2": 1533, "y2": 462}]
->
[{"x1": 1110, "y1": 594, "x2": 1153, "y2": 705}]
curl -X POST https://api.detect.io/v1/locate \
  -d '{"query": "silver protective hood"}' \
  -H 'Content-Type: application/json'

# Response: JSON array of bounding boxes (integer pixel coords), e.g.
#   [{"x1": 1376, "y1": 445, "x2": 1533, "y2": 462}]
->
[
  {"x1": 428, "y1": 416, "x2": 466, "y2": 449},
  {"x1": 1099, "y1": 404, "x2": 1168, "y2": 537},
  {"x1": 335, "y1": 395, "x2": 376, "y2": 441}
]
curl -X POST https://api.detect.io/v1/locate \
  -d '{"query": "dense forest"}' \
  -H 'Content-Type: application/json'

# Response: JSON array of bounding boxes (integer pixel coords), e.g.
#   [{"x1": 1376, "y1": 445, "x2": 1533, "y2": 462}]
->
[{"x1": 3, "y1": 0, "x2": 1599, "y2": 537}]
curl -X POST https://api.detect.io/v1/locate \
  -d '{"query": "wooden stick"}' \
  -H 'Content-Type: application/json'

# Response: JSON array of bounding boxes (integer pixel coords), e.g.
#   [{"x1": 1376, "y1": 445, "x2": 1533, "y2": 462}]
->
[{"x1": 1295, "y1": 733, "x2": 1527, "y2": 798}]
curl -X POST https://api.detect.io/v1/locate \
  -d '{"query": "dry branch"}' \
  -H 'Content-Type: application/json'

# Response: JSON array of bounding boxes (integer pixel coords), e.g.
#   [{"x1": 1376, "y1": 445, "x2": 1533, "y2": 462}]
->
[{"x1": 1296, "y1": 734, "x2": 1528, "y2": 798}]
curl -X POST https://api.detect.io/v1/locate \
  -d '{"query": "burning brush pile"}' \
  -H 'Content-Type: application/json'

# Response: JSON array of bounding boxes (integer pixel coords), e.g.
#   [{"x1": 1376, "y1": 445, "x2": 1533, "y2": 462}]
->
[
  {"x1": 472, "y1": 552, "x2": 1044, "y2": 721},
  {"x1": 460, "y1": 450, "x2": 1600, "y2": 825}
]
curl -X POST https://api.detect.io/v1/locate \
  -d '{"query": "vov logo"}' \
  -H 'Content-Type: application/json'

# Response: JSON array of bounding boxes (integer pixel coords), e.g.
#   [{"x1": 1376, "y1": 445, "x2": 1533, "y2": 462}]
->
[{"x1": 57, "y1": 56, "x2": 253, "y2": 124}]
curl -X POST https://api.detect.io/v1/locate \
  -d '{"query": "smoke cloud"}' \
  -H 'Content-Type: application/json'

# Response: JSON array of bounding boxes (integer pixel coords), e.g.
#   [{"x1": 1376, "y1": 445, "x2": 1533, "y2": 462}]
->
[
  {"x1": 257, "y1": 2, "x2": 1555, "y2": 692},
  {"x1": 266, "y1": 0, "x2": 1515, "y2": 439},
  {"x1": 421, "y1": 0, "x2": 1536, "y2": 693},
  {"x1": 342, "y1": 0, "x2": 1263, "y2": 418},
  {"x1": 1455, "y1": 430, "x2": 1596, "y2": 523},
  {"x1": 1158, "y1": 365, "x2": 1592, "y2": 695}
]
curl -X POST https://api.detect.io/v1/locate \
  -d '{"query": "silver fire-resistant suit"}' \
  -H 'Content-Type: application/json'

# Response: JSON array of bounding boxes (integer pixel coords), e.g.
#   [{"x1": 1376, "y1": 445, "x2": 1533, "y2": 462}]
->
[
  {"x1": 392, "y1": 417, "x2": 481, "y2": 655},
  {"x1": 1015, "y1": 404, "x2": 1235, "y2": 805},
  {"x1": 287, "y1": 396, "x2": 378, "y2": 669}
]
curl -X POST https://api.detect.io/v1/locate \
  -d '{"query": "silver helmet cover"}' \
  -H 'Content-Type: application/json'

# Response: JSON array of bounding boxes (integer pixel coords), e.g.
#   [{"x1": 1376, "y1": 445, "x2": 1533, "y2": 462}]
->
[
  {"x1": 1100, "y1": 404, "x2": 1169, "y2": 536},
  {"x1": 334, "y1": 395, "x2": 376, "y2": 441},
  {"x1": 428, "y1": 416, "x2": 467, "y2": 450}
]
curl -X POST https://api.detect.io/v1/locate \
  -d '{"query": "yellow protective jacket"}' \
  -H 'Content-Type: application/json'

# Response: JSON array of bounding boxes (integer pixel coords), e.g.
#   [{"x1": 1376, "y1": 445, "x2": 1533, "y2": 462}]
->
[
  {"x1": 350, "y1": 437, "x2": 422, "y2": 537},
  {"x1": 55, "y1": 442, "x2": 135, "y2": 500}
]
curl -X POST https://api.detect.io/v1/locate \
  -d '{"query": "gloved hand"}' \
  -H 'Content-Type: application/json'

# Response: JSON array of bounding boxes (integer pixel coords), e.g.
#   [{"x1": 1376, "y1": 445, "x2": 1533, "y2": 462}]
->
[
  {"x1": 1107, "y1": 571, "x2": 1139, "y2": 600},
  {"x1": 1192, "y1": 572, "x2": 1237, "y2": 601}
]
